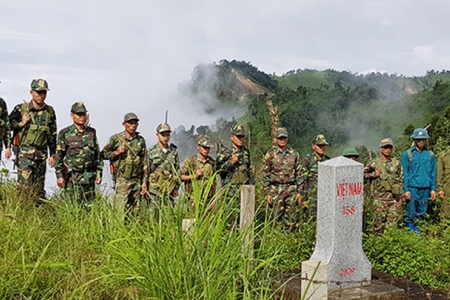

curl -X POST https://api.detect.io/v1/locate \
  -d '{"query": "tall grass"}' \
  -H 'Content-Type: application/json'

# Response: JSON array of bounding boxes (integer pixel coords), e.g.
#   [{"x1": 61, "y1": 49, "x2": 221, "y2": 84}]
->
[{"x1": 0, "y1": 179, "x2": 314, "y2": 299}]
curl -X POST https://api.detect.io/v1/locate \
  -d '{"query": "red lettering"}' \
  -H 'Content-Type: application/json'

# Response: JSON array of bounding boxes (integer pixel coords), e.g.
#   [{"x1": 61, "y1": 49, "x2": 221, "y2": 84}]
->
[
  {"x1": 339, "y1": 268, "x2": 356, "y2": 277},
  {"x1": 337, "y1": 181, "x2": 362, "y2": 198},
  {"x1": 343, "y1": 206, "x2": 356, "y2": 216}
]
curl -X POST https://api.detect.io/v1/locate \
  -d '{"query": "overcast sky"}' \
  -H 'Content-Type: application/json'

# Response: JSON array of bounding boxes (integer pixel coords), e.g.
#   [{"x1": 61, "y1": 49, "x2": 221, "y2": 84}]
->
[{"x1": 1, "y1": 0, "x2": 450, "y2": 150}]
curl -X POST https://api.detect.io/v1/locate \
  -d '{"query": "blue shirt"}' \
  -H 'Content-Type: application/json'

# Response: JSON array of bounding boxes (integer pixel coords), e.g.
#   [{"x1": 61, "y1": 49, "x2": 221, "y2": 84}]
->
[{"x1": 401, "y1": 146, "x2": 436, "y2": 192}]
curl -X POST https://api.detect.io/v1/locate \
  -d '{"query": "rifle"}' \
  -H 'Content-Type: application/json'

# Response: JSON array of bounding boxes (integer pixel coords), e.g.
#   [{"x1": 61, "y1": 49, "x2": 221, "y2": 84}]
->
[{"x1": 12, "y1": 135, "x2": 19, "y2": 170}]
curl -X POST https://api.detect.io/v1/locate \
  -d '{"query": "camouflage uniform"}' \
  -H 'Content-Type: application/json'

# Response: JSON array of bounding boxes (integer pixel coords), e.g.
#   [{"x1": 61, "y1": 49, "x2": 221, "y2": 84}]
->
[
  {"x1": 0, "y1": 96, "x2": 11, "y2": 156},
  {"x1": 216, "y1": 125, "x2": 254, "y2": 225},
  {"x1": 262, "y1": 128, "x2": 301, "y2": 230},
  {"x1": 437, "y1": 150, "x2": 450, "y2": 217},
  {"x1": 54, "y1": 102, "x2": 103, "y2": 202},
  {"x1": 299, "y1": 135, "x2": 330, "y2": 207},
  {"x1": 147, "y1": 123, "x2": 180, "y2": 204},
  {"x1": 180, "y1": 135, "x2": 216, "y2": 206},
  {"x1": 102, "y1": 113, "x2": 148, "y2": 211},
  {"x1": 9, "y1": 79, "x2": 57, "y2": 201}
]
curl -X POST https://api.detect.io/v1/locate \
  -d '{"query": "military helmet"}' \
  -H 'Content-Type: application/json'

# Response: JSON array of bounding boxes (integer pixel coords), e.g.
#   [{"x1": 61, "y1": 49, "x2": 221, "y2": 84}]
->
[
  {"x1": 197, "y1": 135, "x2": 213, "y2": 148},
  {"x1": 124, "y1": 112, "x2": 139, "y2": 122},
  {"x1": 411, "y1": 128, "x2": 429, "y2": 140},
  {"x1": 31, "y1": 79, "x2": 49, "y2": 91},
  {"x1": 314, "y1": 134, "x2": 329, "y2": 145},
  {"x1": 231, "y1": 124, "x2": 246, "y2": 136},
  {"x1": 71, "y1": 102, "x2": 87, "y2": 113},
  {"x1": 156, "y1": 122, "x2": 171, "y2": 133},
  {"x1": 275, "y1": 127, "x2": 288, "y2": 138},
  {"x1": 342, "y1": 147, "x2": 359, "y2": 158}
]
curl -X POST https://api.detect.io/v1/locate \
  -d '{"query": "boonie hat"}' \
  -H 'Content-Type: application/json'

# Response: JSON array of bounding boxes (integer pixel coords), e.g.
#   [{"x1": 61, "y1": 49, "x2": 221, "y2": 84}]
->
[
  {"x1": 314, "y1": 134, "x2": 329, "y2": 145},
  {"x1": 156, "y1": 123, "x2": 171, "y2": 133},
  {"x1": 124, "y1": 112, "x2": 139, "y2": 122},
  {"x1": 275, "y1": 127, "x2": 288, "y2": 138},
  {"x1": 31, "y1": 79, "x2": 49, "y2": 91},
  {"x1": 197, "y1": 135, "x2": 213, "y2": 148},
  {"x1": 231, "y1": 124, "x2": 246, "y2": 136},
  {"x1": 380, "y1": 138, "x2": 394, "y2": 147},
  {"x1": 411, "y1": 128, "x2": 430, "y2": 140},
  {"x1": 71, "y1": 102, "x2": 87, "y2": 113}
]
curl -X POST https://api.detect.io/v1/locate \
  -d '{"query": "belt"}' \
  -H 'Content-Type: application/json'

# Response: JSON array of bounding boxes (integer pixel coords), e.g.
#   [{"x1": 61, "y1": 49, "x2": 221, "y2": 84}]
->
[{"x1": 271, "y1": 181, "x2": 295, "y2": 185}]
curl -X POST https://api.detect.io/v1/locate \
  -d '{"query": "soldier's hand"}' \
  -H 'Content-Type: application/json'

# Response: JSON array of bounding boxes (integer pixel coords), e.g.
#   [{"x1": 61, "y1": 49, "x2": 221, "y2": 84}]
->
[
  {"x1": 438, "y1": 191, "x2": 445, "y2": 198},
  {"x1": 195, "y1": 169, "x2": 203, "y2": 179},
  {"x1": 373, "y1": 170, "x2": 381, "y2": 178},
  {"x1": 404, "y1": 191, "x2": 411, "y2": 200},
  {"x1": 266, "y1": 195, "x2": 273, "y2": 205},
  {"x1": 5, "y1": 148, "x2": 11, "y2": 160},
  {"x1": 140, "y1": 182, "x2": 148, "y2": 195},
  {"x1": 172, "y1": 190, "x2": 179, "y2": 198},
  {"x1": 95, "y1": 177, "x2": 102, "y2": 185},
  {"x1": 230, "y1": 154, "x2": 239, "y2": 165},
  {"x1": 396, "y1": 199, "x2": 403, "y2": 207},
  {"x1": 20, "y1": 113, "x2": 30, "y2": 127},
  {"x1": 48, "y1": 156, "x2": 55, "y2": 168},
  {"x1": 430, "y1": 190, "x2": 436, "y2": 201},
  {"x1": 57, "y1": 177, "x2": 65, "y2": 188},
  {"x1": 115, "y1": 145, "x2": 126, "y2": 155},
  {"x1": 295, "y1": 194, "x2": 303, "y2": 205}
]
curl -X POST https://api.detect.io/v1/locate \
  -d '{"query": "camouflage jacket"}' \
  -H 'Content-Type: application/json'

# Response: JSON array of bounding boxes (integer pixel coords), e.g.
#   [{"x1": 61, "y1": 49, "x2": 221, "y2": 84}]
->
[
  {"x1": 299, "y1": 153, "x2": 330, "y2": 197},
  {"x1": 102, "y1": 131, "x2": 148, "y2": 182},
  {"x1": 147, "y1": 143, "x2": 180, "y2": 194},
  {"x1": 180, "y1": 154, "x2": 216, "y2": 191},
  {"x1": 261, "y1": 146, "x2": 301, "y2": 194},
  {"x1": 216, "y1": 146, "x2": 254, "y2": 185},
  {"x1": 364, "y1": 156, "x2": 403, "y2": 197},
  {"x1": 0, "y1": 97, "x2": 10, "y2": 151},
  {"x1": 9, "y1": 101, "x2": 57, "y2": 159},
  {"x1": 437, "y1": 151, "x2": 450, "y2": 196},
  {"x1": 54, "y1": 124, "x2": 103, "y2": 184}
]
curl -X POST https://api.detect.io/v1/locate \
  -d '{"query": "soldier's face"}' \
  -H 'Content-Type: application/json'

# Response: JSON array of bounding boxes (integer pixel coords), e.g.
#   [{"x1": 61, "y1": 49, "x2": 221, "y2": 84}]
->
[
  {"x1": 380, "y1": 145, "x2": 393, "y2": 157},
  {"x1": 30, "y1": 90, "x2": 47, "y2": 105},
  {"x1": 313, "y1": 144, "x2": 326, "y2": 156},
  {"x1": 71, "y1": 112, "x2": 87, "y2": 126},
  {"x1": 123, "y1": 120, "x2": 138, "y2": 135},
  {"x1": 276, "y1": 137, "x2": 288, "y2": 148},
  {"x1": 197, "y1": 145, "x2": 211, "y2": 158},
  {"x1": 157, "y1": 132, "x2": 171, "y2": 146},
  {"x1": 231, "y1": 134, "x2": 245, "y2": 148},
  {"x1": 414, "y1": 139, "x2": 426, "y2": 151}
]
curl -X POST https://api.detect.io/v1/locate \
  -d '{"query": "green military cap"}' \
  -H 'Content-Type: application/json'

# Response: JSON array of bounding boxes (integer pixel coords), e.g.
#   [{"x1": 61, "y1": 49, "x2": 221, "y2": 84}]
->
[
  {"x1": 71, "y1": 102, "x2": 87, "y2": 113},
  {"x1": 342, "y1": 147, "x2": 359, "y2": 157},
  {"x1": 380, "y1": 138, "x2": 394, "y2": 147},
  {"x1": 156, "y1": 122, "x2": 171, "y2": 133},
  {"x1": 124, "y1": 112, "x2": 139, "y2": 122},
  {"x1": 31, "y1": 79, "x2": 49, "y2": 91},
  {"x1": 197, "y1": 134, "x2": 213, "y2": 147},
  {"x1": 314, "y1": 134, "x2": 328, "y2": 145},
  {"x1": 231, "y1": 124, "x2": 246, "y2": 136},
  {"x1": 275, "y1": 127, "x2": 288, "y2": 138}
]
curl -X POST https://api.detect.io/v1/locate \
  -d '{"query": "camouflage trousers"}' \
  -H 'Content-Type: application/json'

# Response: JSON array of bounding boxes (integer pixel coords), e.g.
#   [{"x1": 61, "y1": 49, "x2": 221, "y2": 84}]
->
[
  {"x1": 267, "y1": 184, "x2": 300, "y2": 231},
  {"x1": 63, "y1": 179, "x2": 96, "y2": 204},
  {"x1": 113, "y1": 177, "x2": 142, "y2": 212},
  {"x1": 17, "y1": 156, "x2": 46, "y2": 202},
  {"x1": 220, "y1": 184, "x2": 243, "y2": 230},
  {"x1": 372, "y1": 193, "x2": 401, "y2": 233},
  {"x1": 441, "y1": 197, "x2": 450, "y2": 217}
]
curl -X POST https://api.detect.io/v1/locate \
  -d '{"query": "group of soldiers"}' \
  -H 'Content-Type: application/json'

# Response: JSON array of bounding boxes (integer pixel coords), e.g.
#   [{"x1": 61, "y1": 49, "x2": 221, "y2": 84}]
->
[{"x1": 0, "y1": 79, "x2": 447, "y2": 233}]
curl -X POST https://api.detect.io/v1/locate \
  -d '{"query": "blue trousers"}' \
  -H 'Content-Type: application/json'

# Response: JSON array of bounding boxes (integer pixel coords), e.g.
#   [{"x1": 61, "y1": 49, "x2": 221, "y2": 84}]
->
[{"x1": 404, "y1": 187, "x2": 430, "y2": 224}]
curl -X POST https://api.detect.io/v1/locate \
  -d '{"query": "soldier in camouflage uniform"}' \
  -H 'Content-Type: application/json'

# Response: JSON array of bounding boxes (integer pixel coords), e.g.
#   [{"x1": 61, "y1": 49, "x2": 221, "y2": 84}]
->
[
  {"x1": 180, "y1": 135, "x2": 216, "y2": 209},
  {"x1": 364, "y1": 138, "x2": 403, "y2": 234},
  {"x1": 102, "y1": 112, "x2": 148, "y2": 211},
  {"x1": 262, "y1": 128, "x2": 302, "y2": 231},
  {"x1": 299, "y1": 134, "x2": 330, "y2": 208},
  {"x1": 216, "y1": 124, "x2": 254, "y2": 225},
  {"x1": 54, "y1": 102, "x2": 103, "y2": 203},
  {"x1": 0, "y1": 82, "x2": 11, "y2": 161},
  {"x1": 147, "y1": 123, "x2": 180, "y2": 204},
  {"x1": 437, "y1": 149, "x2": 450, "y2": 217},
  {"x1": 9, "y1": 79, "x2": 57, "y2": 203}
]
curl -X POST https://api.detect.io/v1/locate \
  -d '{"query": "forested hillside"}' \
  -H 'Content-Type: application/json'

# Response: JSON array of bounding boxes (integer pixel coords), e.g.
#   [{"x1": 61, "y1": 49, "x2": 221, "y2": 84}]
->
[{"x1": 175, "y1": 61, "x2": 450, "y2": 160}]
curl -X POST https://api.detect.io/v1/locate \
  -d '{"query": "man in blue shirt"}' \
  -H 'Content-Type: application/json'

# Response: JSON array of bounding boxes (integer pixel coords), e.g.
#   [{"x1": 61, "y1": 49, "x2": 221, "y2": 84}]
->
[{"x1": 401, "y1": 128, "x2": 436, "y2": 233}]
